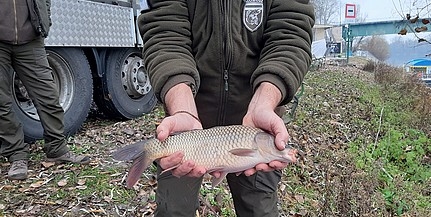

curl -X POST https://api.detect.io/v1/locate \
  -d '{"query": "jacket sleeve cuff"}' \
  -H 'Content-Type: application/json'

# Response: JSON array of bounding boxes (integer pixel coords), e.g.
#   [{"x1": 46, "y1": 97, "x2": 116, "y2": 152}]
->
[
  {"x1": 252, "y1": 74, "x2": 290, "y2": 105},
  {"x1": 160, "y1": 74, "x2": 197, "y2": 103}
]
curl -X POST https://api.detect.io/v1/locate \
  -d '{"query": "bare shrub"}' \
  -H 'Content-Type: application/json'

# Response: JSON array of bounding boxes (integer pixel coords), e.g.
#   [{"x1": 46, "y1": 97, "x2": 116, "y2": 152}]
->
[
  {"x1": 362, "y1": 61, "x2": 377, "y2": 72},
  {"x1": 371, "y1": 61, "x2": 431, "y2": 134}
]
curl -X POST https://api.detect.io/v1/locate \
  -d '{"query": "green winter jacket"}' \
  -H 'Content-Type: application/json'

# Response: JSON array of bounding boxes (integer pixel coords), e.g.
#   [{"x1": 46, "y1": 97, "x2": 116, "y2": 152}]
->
[
  {"x1": 0, "y1": 0, "x2": 51, "y2": 44},
  {"x1": 139, "y1": 0, "x2": 315, "y2": 127},
  {"x1": 32, "y1": 0, "x2": 52, "y2": 37}
]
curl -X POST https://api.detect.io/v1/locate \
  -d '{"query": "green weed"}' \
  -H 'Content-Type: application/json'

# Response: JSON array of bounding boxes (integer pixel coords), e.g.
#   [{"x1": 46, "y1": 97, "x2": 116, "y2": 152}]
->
[{"x1": 348, "y1": 61, "x2": 431, "y2": 216}]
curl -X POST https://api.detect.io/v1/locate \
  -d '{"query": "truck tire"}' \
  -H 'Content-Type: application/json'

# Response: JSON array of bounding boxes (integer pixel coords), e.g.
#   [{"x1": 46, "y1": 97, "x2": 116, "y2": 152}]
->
[
  {"x1": 94, "y1": 48, "x2": 156, "y2": 119},
  {"x1": 12, "y1": 48, "x2": 93, "y2": 142}
]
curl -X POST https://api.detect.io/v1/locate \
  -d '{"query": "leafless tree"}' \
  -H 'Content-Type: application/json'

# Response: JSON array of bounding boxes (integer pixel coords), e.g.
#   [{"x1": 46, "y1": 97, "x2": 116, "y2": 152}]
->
[
  {"x1": 393, "y1": 0, "x2": 431, "y2": 20},
  {"x1": 361, "y1": 36, "x2": 390, "y2": 61},
  {"x1": 393, "y1": 0, "x2": 431, "y2": 45},
  {"x1": 311, "y1": 0, "x2": 340, "y2": 24},
  {"x1": 354, "y1": 5, "x2": 368, "y2": 23}
]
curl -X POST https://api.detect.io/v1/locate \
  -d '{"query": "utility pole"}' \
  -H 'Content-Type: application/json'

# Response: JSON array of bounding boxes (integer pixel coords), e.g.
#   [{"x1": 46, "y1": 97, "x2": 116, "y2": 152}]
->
[{"x1": 343, "y1": 24, "x2": 352, "y2": 64}]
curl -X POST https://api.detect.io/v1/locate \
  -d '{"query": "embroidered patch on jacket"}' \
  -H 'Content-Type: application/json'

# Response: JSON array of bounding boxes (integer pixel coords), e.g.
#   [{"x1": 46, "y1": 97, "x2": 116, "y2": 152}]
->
[{"x1": 243, "y1": 0, "x2": 264, "y2": 32}]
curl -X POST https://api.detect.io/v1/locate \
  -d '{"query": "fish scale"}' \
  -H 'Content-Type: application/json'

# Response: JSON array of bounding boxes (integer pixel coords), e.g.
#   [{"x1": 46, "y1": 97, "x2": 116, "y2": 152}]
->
[
  {"x1": 113, "y1": 125, "x2": 298, "y2": 188},
  {"x1": 151, "y1": 126, "x2": 260, "y2": 168}
]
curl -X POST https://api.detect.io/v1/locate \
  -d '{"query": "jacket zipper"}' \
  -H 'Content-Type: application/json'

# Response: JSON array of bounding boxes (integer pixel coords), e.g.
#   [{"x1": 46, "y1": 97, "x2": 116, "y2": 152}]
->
[
  {"x1": 219, "y1": 0, "x2": 233, "y2": 124},
  {"x1": 223, "y1": 1, "x2": 233, "y2": 90},
  {"x1": 223, "y1": 70, "x2": 229, "y2": 91},
  {"x1": 13, "y1": 0, "x2": 18, "y2": 44}
]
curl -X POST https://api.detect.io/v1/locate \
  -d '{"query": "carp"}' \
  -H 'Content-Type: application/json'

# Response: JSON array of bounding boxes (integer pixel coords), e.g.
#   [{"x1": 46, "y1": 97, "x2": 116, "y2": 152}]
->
[{"x1": 113, "y1": 125, "x2": 297, "y2": 188}]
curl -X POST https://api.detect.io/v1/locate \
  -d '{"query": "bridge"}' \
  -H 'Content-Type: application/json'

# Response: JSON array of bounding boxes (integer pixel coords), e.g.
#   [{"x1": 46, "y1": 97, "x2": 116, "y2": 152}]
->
[
  {"x1": 341, "y1": 18, "x2": 431, "y2": 62},
  {"x1": 342, "y1": 18, "x2": 431, "y2": 38}
]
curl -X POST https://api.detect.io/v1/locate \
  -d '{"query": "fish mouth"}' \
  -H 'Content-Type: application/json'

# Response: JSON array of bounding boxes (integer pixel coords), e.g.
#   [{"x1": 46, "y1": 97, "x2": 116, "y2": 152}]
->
[{"x1": 284, "y1": 143, "x2": 303, "y2": 162}]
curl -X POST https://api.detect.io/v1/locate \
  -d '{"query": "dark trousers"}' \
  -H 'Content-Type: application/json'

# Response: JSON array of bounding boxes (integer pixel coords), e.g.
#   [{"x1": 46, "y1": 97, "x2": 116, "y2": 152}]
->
[
  {"x1": 155, "y1": 164, "x2": 282, "y2": 217},
  {"x1": 0, "y1": 37, "x2": 68, "y2": 162}
]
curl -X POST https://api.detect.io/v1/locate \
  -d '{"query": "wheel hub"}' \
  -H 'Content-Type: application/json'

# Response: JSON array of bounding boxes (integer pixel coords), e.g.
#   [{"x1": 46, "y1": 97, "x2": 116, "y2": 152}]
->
[{"x1": 121, "y1": 56, "x2": 151, "y2": 98}]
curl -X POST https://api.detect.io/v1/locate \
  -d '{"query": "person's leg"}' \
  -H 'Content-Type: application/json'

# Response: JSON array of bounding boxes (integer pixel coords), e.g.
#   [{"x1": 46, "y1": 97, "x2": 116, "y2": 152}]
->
[
  {"x1": 227, "y1": 170, "x2": 282, "y2": 217},
  {"x1": 0, "y1": 41, "x2": 29, "y2": 180},
  {"x1": 154, "y1": 164, "x2": 203, "y2": 217},
  {"x1": 12, "y1": 37, "x2": 69, "y2": 158},
  {"x1": 13, "y1": 37, "x2": 90, "y2": 164}
]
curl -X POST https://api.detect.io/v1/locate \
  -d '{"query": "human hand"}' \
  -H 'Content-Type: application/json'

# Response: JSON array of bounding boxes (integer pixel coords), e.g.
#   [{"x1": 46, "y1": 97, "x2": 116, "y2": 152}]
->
[
  {"x1": 156, "y1": 83, "x2": 205, "y2": 178},
  {"x1": 241, "y1": 82, "x2": 291, "y2": 175},
  {"x1": 158, "y1": 151, "x2": 207, "y2": 178},
  {"x1": 242, "y1": 109, "x2": 290, "y2": 176},
  {"x1": 156, "y1": 111, "x2": 205, "y2": 177},
  {"x1": 156, "y1": 110, "x2": 202, "y2": 141}
]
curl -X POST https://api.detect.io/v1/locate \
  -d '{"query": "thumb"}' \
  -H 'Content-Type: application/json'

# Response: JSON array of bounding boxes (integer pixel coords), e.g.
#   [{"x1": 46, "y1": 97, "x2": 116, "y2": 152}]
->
[
  {"x1": 274, "y1": 121, "x2": 289, "y2": 151},
  {"x1": 275, "y1": 136, "x2": 287, "y2": 151},
  {"x1": 156, "y1": 117, "x2": 175, "y2": 141}
]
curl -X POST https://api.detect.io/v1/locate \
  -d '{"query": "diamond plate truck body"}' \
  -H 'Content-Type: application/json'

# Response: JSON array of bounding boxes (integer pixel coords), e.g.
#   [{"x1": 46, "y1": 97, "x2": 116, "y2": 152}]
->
[{"x1": 13, "y1": 0, "x2": 156, "y2": 142}]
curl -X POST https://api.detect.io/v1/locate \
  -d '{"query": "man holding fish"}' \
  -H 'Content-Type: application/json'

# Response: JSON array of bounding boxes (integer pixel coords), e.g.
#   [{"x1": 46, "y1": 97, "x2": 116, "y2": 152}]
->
[{"x1": 115, "y1": 0, "x2": 315, "y2": 216}]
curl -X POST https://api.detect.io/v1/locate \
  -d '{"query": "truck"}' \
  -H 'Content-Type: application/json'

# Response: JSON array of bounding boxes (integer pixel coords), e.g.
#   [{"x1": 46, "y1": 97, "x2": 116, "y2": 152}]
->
[{"x1": 12, "y1": 0, "x2": 157, "y2": 142}]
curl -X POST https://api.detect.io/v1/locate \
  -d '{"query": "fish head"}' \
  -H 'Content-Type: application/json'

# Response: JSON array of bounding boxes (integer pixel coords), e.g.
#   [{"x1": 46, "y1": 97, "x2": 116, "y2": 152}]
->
[{"x1": 254, "y1": 132, "x2": 298, "y2": 163}]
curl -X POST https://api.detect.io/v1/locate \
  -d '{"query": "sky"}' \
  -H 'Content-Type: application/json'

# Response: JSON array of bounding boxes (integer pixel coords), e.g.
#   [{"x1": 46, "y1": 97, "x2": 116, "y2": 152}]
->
[{"x1": 339, "y1": 0, "x2": 429, "y2": 23}]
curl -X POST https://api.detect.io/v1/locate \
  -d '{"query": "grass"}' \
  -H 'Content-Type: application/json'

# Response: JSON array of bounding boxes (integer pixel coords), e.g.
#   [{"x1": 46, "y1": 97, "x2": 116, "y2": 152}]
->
[
  {"x1": 283, "y1": 60, "x2": 430, "y2": 216},
  {"x1": 345, "y1": 61, "x2": 431, "y2": 216},
  {"x1": 1, "y1": 58, "x2": 430, "y2": 216}
]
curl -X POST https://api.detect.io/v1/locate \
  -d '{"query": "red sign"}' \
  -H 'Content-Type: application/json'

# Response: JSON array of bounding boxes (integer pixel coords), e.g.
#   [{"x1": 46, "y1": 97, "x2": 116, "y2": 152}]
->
[{"x1": 345, "y1": 4, "x2": 356, "y2": 18}]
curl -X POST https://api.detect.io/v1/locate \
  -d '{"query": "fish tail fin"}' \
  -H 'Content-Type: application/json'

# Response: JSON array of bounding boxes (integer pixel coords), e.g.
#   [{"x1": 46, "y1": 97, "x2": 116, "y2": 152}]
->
[
  {"x1": 112, "y1": 141, "x2": 147, "y2": 161},
  {"x1": 126, "y1": 153, "x2": 155, "y2": 188},
  {"x1": 112, "y1": 140, "x2": 155, "y2": 188}
]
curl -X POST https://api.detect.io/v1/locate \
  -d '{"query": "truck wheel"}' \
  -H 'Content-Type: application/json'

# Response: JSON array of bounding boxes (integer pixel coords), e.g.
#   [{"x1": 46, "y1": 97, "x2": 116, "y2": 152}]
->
[
  {"x1": 12, "y1": 48, "x2": 93, "y2": 142},
  {"x1": 94, "y1": 48, "x2": 156, "y2": 119}
]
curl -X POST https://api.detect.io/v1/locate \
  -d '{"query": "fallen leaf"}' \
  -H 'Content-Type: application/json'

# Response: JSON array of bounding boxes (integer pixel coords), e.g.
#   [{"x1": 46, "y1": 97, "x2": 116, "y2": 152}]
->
[
  {"x1": 16, "y1": 209, "x2": 26, "y2": 214},
  {"x1": 76, "y1": 185, "x2": 87, "y2": 190},
  {"x1": 41, "y1": 161, "x2": 55, "y2": 168},
  {"x1": 294, "y1": 194, "x2": 305, "y2": 203},
  {"x1": 0, "y1": 185, "x2": 16, "y2": 190},
  {"x1": 104, "y1": 196, "x2": 112, "y2": 203},
  {"x1": 279, "y1": 183, "x2": 286, "y2": 192},
  {"x1": 57, "y1": 179, "x2": 68, "y2": 187},
  {"x1": 330, "y1": 143, "x2": 341, "y2": 150},
  {"x1": 77, "y1": 179, "x2": 86, "y2": 185},
  {"x1": 30, "y1": 181, "x2": 45, "y2": 188}
]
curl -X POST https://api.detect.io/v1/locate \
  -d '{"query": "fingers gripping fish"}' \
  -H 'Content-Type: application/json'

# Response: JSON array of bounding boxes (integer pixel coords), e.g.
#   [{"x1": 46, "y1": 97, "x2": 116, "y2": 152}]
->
[{"x1": 112, "y1": 125, "x2": 298, "y2": 188}]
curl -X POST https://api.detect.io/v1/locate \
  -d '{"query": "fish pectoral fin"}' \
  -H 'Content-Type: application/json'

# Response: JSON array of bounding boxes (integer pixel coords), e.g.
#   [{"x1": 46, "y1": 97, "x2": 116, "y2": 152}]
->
[
  {"x1": 160, "y1": 163, "x2": 181, "y2": 175},
  {"x1": 126, "y1": 154, "x2": 153, "y2": 188},
  {"x1": 211, "y1": 172, "x2": 228, "y2": 187},
  {"x1": 229, "y1": 148, "x2": 258, "y2": 157},
  {"x1": 112, "y1": 141, "x2": 147, "y2": 161}
]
